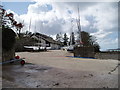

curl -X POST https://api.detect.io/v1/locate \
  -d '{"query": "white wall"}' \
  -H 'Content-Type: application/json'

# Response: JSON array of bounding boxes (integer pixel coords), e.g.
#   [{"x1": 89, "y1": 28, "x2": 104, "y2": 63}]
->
[{"x1": 50, "y1": 43, "x2": 60, "y2": 50}]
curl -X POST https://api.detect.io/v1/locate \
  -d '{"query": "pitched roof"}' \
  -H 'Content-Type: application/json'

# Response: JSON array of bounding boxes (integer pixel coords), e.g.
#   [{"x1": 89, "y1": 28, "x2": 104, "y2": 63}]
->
[{"x1": 31, "y1": 33, "x2": 62, "y2": 45}]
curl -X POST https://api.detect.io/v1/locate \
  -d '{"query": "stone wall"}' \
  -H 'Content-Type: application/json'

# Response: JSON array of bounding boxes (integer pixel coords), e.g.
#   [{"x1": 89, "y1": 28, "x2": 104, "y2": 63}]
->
[
  {"x1": 95, "y1": 52, "x2": 120, "y2": 60},
  {"x1": 74, "y1": 46, "x2": 95, "y2": 58},
  {"x1": 73, "y1": 46, "x2": 119, "y2": 60},
  {"x1": 2, "y1": 48, "x2": 15, "y2": 62},
  {"x1": 2, "y1": 27, "x2": 16, "y2": 62}
]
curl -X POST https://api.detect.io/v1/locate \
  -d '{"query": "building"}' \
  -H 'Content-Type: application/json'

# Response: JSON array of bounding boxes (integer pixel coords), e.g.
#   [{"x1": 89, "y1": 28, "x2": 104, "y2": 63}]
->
[{"x1": 30, "y1": 33, "x2": 62, "y2": 50}]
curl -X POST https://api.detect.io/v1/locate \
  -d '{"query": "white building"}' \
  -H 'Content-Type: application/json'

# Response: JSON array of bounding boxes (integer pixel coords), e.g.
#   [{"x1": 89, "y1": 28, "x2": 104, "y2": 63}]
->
[{"x1": 31, "y1": 33, "x2": 62, "y2": 50}]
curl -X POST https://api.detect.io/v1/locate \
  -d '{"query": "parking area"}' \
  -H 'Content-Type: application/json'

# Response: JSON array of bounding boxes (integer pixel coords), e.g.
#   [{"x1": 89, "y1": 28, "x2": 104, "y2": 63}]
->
[{"x1": 2, "y1": 50, "x2": 119, "y2": 88}]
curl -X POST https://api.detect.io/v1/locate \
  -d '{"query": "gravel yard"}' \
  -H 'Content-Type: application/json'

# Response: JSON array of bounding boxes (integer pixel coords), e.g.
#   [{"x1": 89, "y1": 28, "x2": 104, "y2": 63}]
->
[{"x1": 2, "y1": 50, "x2": 119, "y2": 88}]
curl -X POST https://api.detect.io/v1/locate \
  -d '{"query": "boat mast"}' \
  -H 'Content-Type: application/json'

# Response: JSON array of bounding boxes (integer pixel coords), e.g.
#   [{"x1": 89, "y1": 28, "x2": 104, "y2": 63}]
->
[
  {"x1": 37, "y1": 10, "x2": 42, "y2": 48},
  {"x1": 29, "y1": 18, "x2": 31, "y2": 32},
  {"x1": 70, "y1": 19, "x2": 73, "y2": 45},
  {"x1": 76, "y1": 6, "x2": 82, "y2": 46}
]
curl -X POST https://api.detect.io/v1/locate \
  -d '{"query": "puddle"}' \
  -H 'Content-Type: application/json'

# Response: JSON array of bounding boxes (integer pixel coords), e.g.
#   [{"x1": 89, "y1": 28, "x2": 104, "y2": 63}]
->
[
  {"x1": 24, "y1": 68, "x2": 50, "y2": 73},
  {"x1": 24, "y1": 64, "x2": 52, "y2": 71},
  {"x1": 35, "y1": 68, "x2": 48, "y2": 71},
  {"x1": 22, "y1": 64, "x2": 52, "y2": 73},
  {"x1": 25, "y1": 70, "x2": 38, "y2": 73}
]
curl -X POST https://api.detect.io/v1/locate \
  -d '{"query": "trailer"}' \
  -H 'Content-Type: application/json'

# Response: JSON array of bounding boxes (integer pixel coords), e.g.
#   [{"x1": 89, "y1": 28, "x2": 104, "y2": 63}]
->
[{"x1": 1, "y1": 55, "x2": 25, "y2": 65}]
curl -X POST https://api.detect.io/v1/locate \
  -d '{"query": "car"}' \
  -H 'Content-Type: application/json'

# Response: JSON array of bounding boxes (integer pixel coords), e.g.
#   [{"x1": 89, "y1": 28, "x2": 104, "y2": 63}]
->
[{"x1": 67, "y1": 45, "x2": 74, "y2": 52}]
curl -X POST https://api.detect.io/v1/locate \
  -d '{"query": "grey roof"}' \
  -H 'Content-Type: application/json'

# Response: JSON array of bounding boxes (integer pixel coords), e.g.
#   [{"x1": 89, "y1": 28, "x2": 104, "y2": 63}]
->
[{"x1": 31, "y1": 33, "x2": 62, "y2": 45}]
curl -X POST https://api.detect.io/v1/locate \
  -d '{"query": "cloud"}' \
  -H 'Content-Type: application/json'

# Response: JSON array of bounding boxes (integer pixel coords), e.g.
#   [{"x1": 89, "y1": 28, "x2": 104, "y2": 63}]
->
[
  {"x1": 6, "y1": 2, "x2": 118, "y2": 50},
  {"x1": 98, "y1": 37, "x2": 118, "y2": 50}
]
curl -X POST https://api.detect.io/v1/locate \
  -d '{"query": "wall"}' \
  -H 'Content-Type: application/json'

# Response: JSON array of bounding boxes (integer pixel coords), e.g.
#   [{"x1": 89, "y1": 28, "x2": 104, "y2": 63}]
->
[
  {"x1": 2, "y1": 48, "x2": 15, "y2": 62},
  {"x1": 74, "y1": 46, "x2": 95, "y2": 58},
  {"x1": 2, "y1": 27, "x2": 16, "y2": 62},
  {"x1": 50, "y1": 43, "x2": 60, "y2": 50},
  {"x1": 41, "y1": 38, "x2": 46, "y2": 47},
  {"x1": 95, "y1": 52, "x2": 119, "y2": 60}
]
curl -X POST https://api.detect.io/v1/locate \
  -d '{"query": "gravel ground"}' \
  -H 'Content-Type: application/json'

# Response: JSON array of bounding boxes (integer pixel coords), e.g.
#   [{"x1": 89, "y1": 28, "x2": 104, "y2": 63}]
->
[{"x1": 2, "y1": 50, "x2": 119, "y2": 88}]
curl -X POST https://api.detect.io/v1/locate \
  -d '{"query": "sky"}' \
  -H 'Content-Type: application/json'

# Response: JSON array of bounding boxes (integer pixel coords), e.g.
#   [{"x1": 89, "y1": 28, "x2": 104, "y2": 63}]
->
[{"x1": 1, "y1": 0, "x2": 119, "y2": 51}]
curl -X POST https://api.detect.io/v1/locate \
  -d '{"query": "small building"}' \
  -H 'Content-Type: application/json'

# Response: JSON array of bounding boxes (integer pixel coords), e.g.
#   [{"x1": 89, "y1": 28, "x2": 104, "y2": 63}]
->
[{"x1": 31, "y1": 33, "x2": 62, "y2": 50}]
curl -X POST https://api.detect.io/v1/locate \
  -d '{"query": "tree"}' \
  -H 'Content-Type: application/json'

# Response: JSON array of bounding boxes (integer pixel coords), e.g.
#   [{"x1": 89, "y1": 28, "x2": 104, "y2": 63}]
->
[
  {"x1": 81, "y1": 31, "x2": 91, "y2": 46},
  {"x1": 81, "y1": 31, "x2": 100, "y2": 52},
  {"x1": 1, "y1": 6, "x2": 16, "y2": 51},
  {"x1": 70, "y1": 32, "x2": 75, "y2": 45},
  {"x1": 56, "y1": 34, "x2": 60, "y2": 41},
  {"x1": 63, "y1": 33, "x2": 69, "y2": 46},
  {"x1": 15, "y1": 23, "x2": 23, "y2": 36},
  {"x1": 56, "y1": 33, "x2": 63, "y2": 42},
  {"x1": 93, "y1": 43, "x2": 100, "y2": 52},
  {"x1": 0, "y1": 6, "x2": 24, "y2": 37}
]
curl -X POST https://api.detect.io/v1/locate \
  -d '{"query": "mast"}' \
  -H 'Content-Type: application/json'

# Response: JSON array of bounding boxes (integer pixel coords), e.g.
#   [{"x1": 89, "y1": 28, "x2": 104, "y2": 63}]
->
[
  {"x1": 29, "y1": 18, "x2": 31, "y2": 32},
  {"x1": 34, "y1": 21, "x2": 36, "y2": 32},
  {"x1": 21, "y1": 20, "x2": 24, "y2": 33},
  {"x1": 34, "y1": 20, "x2": 40, "y2": 48},
  {"x1": 70, "y1": 19, "x2": 73, "y2": 45},
  {"x1": 37, "y1": 10, "x2": 42, "y2": 48},
  {"x1": 76, "y1": 6, "x2": 82, "y2": 46}
]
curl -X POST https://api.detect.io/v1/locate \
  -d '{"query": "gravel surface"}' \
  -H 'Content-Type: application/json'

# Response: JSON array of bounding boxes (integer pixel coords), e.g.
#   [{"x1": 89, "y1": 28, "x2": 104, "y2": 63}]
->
[{"x1": 2, "y1": 50, "x2": 119, "y2": 88}]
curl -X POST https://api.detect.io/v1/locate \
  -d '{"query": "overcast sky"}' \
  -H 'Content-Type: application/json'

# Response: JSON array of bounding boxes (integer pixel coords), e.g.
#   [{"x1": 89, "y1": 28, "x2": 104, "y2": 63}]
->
[{"x1": 2, "y1": 0, "x2": 118, "y2": 51}]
